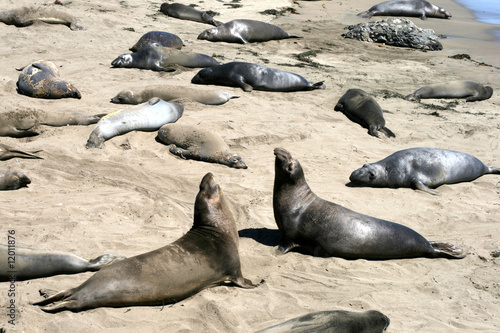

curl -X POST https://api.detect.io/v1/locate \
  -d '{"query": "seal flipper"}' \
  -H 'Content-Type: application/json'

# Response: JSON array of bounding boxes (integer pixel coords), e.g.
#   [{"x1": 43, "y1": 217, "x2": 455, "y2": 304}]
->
[
  {"x1": 33, "y1": 288, "x2": 73, "y2": 306},
  {"x1": 486, "y1": 166, "x2": 500, "y2": 175},
  {"x1": 277, "y1": 238, "x2": 298, "y2": 254},
  {"x1": 4, "y1": 128, "x2": 39, "y2": 138},
  {"x1": 231, "y1": 276, "x2": 261, "y2": 289},
  {"x1": 380, "y1": 127, "x2": 396, "y2": 138},
  {"x1": 87, "y1": 254, "x2": 126, "y2": 270},
  {"x1": 428, "y1": 241, "x2": 465, "y2": 259},
  {"x1": 309, "y1": 81, "x2": 326, "y2": 90},
  {"x1": 413, "y1": 179, "x2": 440, "y2": 195},
  {"x1": 357, "y1": 10, "x2": 374, "y2": 18}
]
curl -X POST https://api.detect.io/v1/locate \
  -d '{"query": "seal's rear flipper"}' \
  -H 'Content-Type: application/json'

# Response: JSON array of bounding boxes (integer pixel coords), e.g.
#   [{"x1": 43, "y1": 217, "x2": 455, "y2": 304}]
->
[
  {"x1": 8, "y1": 129, "x2": 39, "y2": 138},
  {"x1": 310, "y1": 81, "x2": 326, "y2": 90},
  {"x1": 487, "y1": 167, "x2": 500, "y2": 175},
  {"x1": 357, "y1": 11, "x2": 373, "y2": 18},
  {"x1": 33, "y1": 288, "x2": 72, "y2": 306},
  {"x1": 429, "y1": 241, "x2": 466, "y2": 259},
  {"x1": 381, "y1": 127, "x2": 396, "y2": 138}
]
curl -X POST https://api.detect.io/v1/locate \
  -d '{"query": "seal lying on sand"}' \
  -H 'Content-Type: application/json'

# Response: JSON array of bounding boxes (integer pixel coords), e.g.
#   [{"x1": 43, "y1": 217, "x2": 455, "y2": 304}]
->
[
  {"x1": 0, "y1": 170, "x2": 31, "y2": 190},
  {"x1": 129, "y1": 31, "x2": 183, "y2": 52},
  {"x1": 34, "y1": 173, "x2": 258, "y2": 312},
  {"x1": 157, "y1": 124, "x2": 248, "y2": 169},
  {"x1": 112, "y1": 45, "x2": 220, "y2": 72},
  {"x1": 349, "y1": 148, "x2": 500, "y2": 195},
  {"x1": 17, "y1": 61, "x2": 81, "y2": 99},
  {"x1": 197, "y1": 19, "x2": 300, "y2": 43},
  {"x1": 86, "y1": 97, "x2": 183, "y2": 148},
  {"x1": 0, "y1": 143, "x2": 42, "y2": 160},
  {"x1": 0, "y1": 245, "x2": 124, "y2": 282},
  {"x1": 255, "y1": 310, "x2": 390, "y2": 333},
  {"x1": 0, "y1": 6, "x2": 85, "y2": 30},
  {"x1": 111, "y1": 86, "x2": 239, "y2": 105},
  {"x1": 334, "y1": 88, "x2": 395, "y2": 138},
  {"x1": 273, "y1": 147, "x2": 465, "y2": 259},
  {"x1": 0, "y1": 110, "x2": 103, "y2": 138},
  {"x1": 405, "y1": 80, "x2": 493, "y2": 102},
  {"x1": 192, "y1": 62, "x2": 325, "y2": 92},
  {"x1": 358, "y1": 0, "x2": 451, "y2": 20},
  {"x1": 160, "y1": 3, "x2": 222, "y2": 26}
]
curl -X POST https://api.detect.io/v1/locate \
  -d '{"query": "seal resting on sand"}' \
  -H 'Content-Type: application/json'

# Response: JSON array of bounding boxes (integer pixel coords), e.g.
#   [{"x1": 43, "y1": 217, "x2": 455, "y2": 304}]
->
[
  {"x1": 160, "y1": 3, "x2": 222, "y2": 26},
  {"x1": 157, "y1": 123, "x2": 248, "y2": 169},
  {"x1": 349, "y1": 147, "x2": 500, "y2": 195},
  {"x1": 34, "y1": 173, "x2": 258, "y2": 312},
  {"x1": 0, "y1": 143, "x2": 42, "y2": 160},
  {"x1": 358, "y1": 0, "x2": 451, "y2": 20},
  {"x1": 129, "y1": 31, "x2": 183, "y2": 52},
  {"x1": 405, "y1": 80, "x2": 493, "y2": 102},
  {"x1": 0, "y1": 6, "x2": 85, "y2": 30},
  {"x1": 0, "y1": 170, "x2": 31, "y2": 190},
  {"x1": 273, "y1": 147, "x2": 465, "y2": 259}
]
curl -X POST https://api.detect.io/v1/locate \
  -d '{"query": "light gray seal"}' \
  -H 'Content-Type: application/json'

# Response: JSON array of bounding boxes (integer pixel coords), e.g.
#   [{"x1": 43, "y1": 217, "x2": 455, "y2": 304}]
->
[
  {"x1": 160, "y1": 3, "x2": 222, "y2": 26},
  {"x1": 358, "y1": 0, "x2": 451, "y2": 20},
  {"x1": 112, "y1": 45, "x2": 221, "y2": 72},
  {"x1": 0, "y1": 170, "x2": 30, "y2": 190},
  {"x1": 0, "y1": 244, "x2": 124, "y2": 282},
  {"x1": 129, "y1": 31, "x2": 183, "y2": 52},
  {"x1": 334, "y1": 88, "x2": 395, "y2": 138},
  {"x1": 255, "y1": 310, "x2": 390, "y2": 333},
  {"x1": 405, "y1": 80, "x2": 493, "y2": 102},
  {"x1": 86, "y1": 97, "x2": 184, "y2": 148},
  {"x1": 191, "y1": 62, "x2": 325, "y2": 92},
  {"x1": 273, "y1": 147, "x2": 465, "y2": 259},
  {"x1": 197, "y1": 19, "x2": 301, "y2": 44},
  {"x1": 349, "y1": 147, "x2": 500, "y2": 195},
  {"x1": 0, "y1": 143, "x2": 42, "y2": 160},
  {"x1": 0, "y1": 6, "x2": 85, "y2": 30},
  {"x1": 157, "y1": 123, "x2": 248, "y2": 169},
  {"x1": 34, "y1": 173, "x2": 258, "y2": 312},
  {"x1": 111, "y1": 85, "x2": 239, "y2": 105}
]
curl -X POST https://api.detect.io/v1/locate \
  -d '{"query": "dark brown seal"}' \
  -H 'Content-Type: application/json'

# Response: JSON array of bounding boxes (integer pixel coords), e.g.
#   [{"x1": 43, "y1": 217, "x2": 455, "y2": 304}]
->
[
  {"x1": 404, "y1": 80, "x2": 493, "y2": 102},
  {"x1": 129, "y1": 31, "x2": 183, "y2": 52},
  {"x1": 0, "y1": 170, "x2": 31, "y2": 190},
  {"x1": 34, "y1": 173, "x2": 258, "y2": 312},
  {"x1": 160, "y1": 3, "x2": 222, "y2": 26}
]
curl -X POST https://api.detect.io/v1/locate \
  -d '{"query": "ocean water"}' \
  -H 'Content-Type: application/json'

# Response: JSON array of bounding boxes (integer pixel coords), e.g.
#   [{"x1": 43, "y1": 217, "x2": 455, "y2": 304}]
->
[{"x1": 455, "y1": 0, "x2": 500, "y2": 25}]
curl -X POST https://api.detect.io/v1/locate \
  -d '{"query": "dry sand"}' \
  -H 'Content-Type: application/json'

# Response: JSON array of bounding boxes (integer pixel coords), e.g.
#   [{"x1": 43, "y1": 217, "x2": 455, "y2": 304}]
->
[{"x1": 1, "y1": 0, "x2": 499, "y2": 332}]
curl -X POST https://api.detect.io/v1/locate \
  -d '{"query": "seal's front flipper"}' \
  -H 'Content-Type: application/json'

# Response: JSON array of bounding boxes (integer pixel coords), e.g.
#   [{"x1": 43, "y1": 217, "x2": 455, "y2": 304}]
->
[
  {"x1": 413, "y1": 180, "x2": 440, "y2": 195},
  {"x1": 277, "y1": 238, "x2": 297, "y2": 254},
  {"x1": 232, "y1": 276, "x2": 263, "y2": 289}
]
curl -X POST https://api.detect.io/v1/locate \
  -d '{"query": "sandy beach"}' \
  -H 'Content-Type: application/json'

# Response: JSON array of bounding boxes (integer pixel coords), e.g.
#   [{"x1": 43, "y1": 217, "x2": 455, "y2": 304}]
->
[{"x1": 1, "y1": 0, "x2": 499, "y2": 332}]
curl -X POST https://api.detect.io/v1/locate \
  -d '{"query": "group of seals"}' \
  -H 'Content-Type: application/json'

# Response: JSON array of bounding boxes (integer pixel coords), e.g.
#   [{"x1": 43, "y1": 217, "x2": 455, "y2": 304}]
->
[
  {"x1": 358, "y1": 0, "x2": 451, "y2": 20},
  {"x1": 129, "y1": 31, "x2": 183, "y2": 52},
  {"x1": 273, "y1": 148, "x2": 465, "y2": 259},
  {"x1": 160, "y1": 3, "x2": 222, "y2": 27},
  {"x1": 86, "y1": 97, "x2": 184, "y2": 148},
  {"x1": 0, "y1": 6, "x2": 85, "y2": 30},
  {"x1": 405, "y1": 80, "x2": 494, "y2": 102},
  {"x1": 157, "y1": 123, "x2": 248, "y2": 169},
  {"x1": 0, "y1": 170, "x2": 31, "y2": 190},
  {"x1": 0, "y1": 143, "x2": 42, "y2": 160},
  {"x1": 34, "y1": 173, "x2": 258, "y2": 312},
  {"x1": 349, "y1": 148, "x2": 500, "y2": 195}
]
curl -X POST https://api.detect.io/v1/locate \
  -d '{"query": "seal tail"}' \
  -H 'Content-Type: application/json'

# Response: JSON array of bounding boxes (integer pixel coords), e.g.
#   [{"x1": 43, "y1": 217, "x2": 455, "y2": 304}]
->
[
  {"x1": 2, "y1": 149, "x2": 43, "y2": 160},
  {"x1": 309, "y1": 81, "x2": 326, "y2": 90},
  {"x1": 404, "y1": 93, "x2": 420, "y2": 102},
  {"x1": 357, "y1": 10, "x2": 373, "y2": 18},
  {"x1": 287, "y1": 34, "x2": 303, "y2": 39},
  {"x1": 486, "y1": 166, "x2": 500, "y2": 175},
  {"x1": 428, "y1": 241, "x2": 466, "y2": 259},
  {"x1": 380, "y1": 127, "x2": 396, "y2": 138}
]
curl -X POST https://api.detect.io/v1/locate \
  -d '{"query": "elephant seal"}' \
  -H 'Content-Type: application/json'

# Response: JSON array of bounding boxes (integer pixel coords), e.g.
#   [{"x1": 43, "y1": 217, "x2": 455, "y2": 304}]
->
[
  {"x1": 273, "y1": 147, "x2": 465, "y2": 259},
  {"x1": 0, "y1": 143, "x2": 42, "y2": 160},
  {"x1": 0, "y1": 245, "x2": 124, "y2": 282},
  {"x1": 86, "y1": 97, "x2": 183, "y2": 148},
  {"x1": 111, "y1": 86, "x2": 239, "y2": 105},
  {"x1": 349, "y1": 147, "x2": 500, "y2": 195},
  {"x1": 160, "y1": 3, "x2": 222, "y2": 26},
  {"x1": 129, "y1": 31, "x2": 183, "y2": 52},
  {"x1": 157, "y1": 124, "x2": 248, "y2": 169},
  {"x1": 0, "y1": 6, "x2": 85, "y2": 30},
  {"x1": 112, "y1": 45, "x2": 221, "y2": 72},
  {"x1": 255, "y1": 310, "x2": 390, "y2": 333},
  {"x1": 197, "y1": 19, "x2": 301, "y2": 44},
  {"x1": 334, "y1": 89, "x2": 395, "y2": 138},
  {"x1": 192, "y1": 62, "x2": 325, "y2": 92},
  {"x1": 0, "y1": 170, "x2": 31, "y2": 190},
  {"x1": 17, "y1": 61, "x2": 81, "y2": 99},
  {"x1": 358, "y1": 0, "x2": 451, "y2": 20},
  {"x1": 0, "y1": 110, "x2": 103, "y2": 138},
  {"x1": 34, "y1": 173, "x2": 258, "y2": 312},
  {"x1": 405, "y1": 80, "x2": 493, "y2": 102}
]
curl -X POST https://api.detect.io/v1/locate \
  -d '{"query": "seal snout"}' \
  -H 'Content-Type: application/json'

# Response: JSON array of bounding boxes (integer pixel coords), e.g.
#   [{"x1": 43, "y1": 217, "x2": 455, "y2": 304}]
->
[{"x1": 111, "y1": 54, "x2": 132, "y2": 67}]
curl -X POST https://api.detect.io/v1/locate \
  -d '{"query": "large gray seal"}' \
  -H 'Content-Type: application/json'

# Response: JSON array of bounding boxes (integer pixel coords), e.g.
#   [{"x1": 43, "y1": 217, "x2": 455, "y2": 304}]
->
[
  {"x1": 0, "y1": 6, "x2": 85, "y2": 30},
  {"x1": 273, "y1": 147, "x2": 465, "y2": 259},
  {"x1": 197, "y1": 19, "x2": 301, "y2": 44},
  {"x1": 0, "y1": 143, "x2": 42, "y2": 160},
  {"x1": 349, "y1": 147, "x2": 500, "y2": 195},
  {"x1": 405, "y1": 80, "x2": 493, "y2": 102},
  {"x1": 160, "y1": 3, "x2": 222, "y2": 26},
  {"x1": 256, "y1": 310, "x2": 390, "y2": 333},
  {"x1": 129, "y1": 31, "x2": 183, "y2": 52},
  {"x1": 0, "y1": 245, "x2": 124, "y2": 282},
  {"x1": 0, "y1": 170, "x2": 30, "y2": 190},
  {"x1": 34, "y1": 173, "x2": 258, "y2": 312},
  {"x1": 358, "y1": 0, "x2": 451, "y2": 20},
  {"x1": 157, "y1": 123, "x2": 248, "y2": 169},
  {"x1": 86, "y1": 97, "x2": 184, "y2": 149},
  {"x1": 334, "y1": 89, "x2": 395, "y2": 138},
  {"x1": 191, "y1": 62, "x2": 325, "y2": 92},
  {"x1": 111, "y1": 45, "x2": 221, "y2": 72}
]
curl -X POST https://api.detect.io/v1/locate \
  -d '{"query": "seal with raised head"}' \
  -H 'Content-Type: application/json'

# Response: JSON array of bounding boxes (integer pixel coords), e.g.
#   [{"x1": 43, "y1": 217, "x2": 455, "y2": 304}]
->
[
  {"x1": 405, "y1": 80, "x2": 493, "y2": 102},
  {"x1": 0, "y1": 170, "x2": 30, "y2": 190},
  {"x1": 157, "y1": 123, "x2": 248, "y2": 169},
  {"x1": 111, "y1": 85, "x2": 239, "y2": 105},
  {"x1": 112, "y1": 45, "x2": 221, "y2": 72},
  {"x1": 273, "y1": 147, "x2": 465, "y2": 259},
  {"x1": 349, "y1": 147, "x2": 500, "y2": 195},
  {"x1": 358, "y1": 0, "x2": 451, "y2": 20},
  {"x1": 334, "y1": 88, "x2": 395, "y2": 138},
  {"x1": 192, "y1": 62, "x2": 325, "y2": 92},
  {"x1": 0, "y1": 6, "x2": 85, "y2": 30},
  {"x1": 0, "y1": 245, "x2": 124, "y2": 282},
  {"x1": 0, "y1": 143, "x2": 42, "y2": 160},
  {"x1": 86, "y1": 97, "x2": 183, "y2": 148},
  {"x1": 160, "y1": 3, "x2": 222, "y2": 26},
  {"x1": 256, "y1": 310, "x2": 390, "y2": 333},
  {"x1": 17, "y1": 61, "x2": 81, "y2": 99},
  {"x1": 34, "y1": 173, "x2": 258, "y2": 312},
  {"x1": 197, "y1": 19, "x2": 301, "y2": 44},
  {"x1": 129, "y1": 31, "x2": 183, "y2": 52}
]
